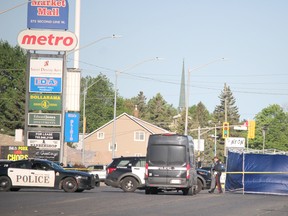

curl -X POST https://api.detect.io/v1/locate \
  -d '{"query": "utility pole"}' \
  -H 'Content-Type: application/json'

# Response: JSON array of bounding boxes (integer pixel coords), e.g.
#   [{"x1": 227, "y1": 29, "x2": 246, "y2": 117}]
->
[{"x1": 224, "y1": 83, "x2": 228, "y2": 122}]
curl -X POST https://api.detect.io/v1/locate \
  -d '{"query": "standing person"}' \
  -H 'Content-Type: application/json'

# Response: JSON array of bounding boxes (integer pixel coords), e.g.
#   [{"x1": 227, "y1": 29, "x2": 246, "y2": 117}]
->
[{"x1": 208, "y1": 156, "x2": 223, "y2": 194}]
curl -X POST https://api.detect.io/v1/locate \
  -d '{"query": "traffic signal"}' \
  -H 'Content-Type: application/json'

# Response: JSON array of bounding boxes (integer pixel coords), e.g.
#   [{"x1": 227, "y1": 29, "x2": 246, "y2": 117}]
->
[{"x1": 222, "y1": 122, "x2": 229, "y2": 138}]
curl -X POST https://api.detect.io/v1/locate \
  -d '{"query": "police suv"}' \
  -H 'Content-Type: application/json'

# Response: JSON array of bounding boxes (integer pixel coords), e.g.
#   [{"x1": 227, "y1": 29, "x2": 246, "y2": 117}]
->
[{"x1": 0, "y1": 159, "x2": 97, "y2": 192}]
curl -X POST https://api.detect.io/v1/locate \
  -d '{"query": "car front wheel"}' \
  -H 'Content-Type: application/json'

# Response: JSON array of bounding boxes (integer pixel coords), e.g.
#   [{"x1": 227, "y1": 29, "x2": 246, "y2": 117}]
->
[
  {"x1": 62, "y1": 177, "x2": 78, "y2": 192},
  {"x1": 121, "y1": 177, "x2": 138, "y2": 192}
]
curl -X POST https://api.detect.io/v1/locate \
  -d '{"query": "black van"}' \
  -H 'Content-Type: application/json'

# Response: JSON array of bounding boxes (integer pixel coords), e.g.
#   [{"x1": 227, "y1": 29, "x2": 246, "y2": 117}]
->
[{"x1": 145, "y1": 134, "x2": 198, "y2": 195}]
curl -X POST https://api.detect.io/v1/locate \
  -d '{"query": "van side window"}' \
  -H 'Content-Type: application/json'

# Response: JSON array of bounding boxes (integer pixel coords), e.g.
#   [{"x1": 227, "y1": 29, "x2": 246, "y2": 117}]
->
[{"x1": 189, "y1": 146, "x2": 194, "y2": 161}]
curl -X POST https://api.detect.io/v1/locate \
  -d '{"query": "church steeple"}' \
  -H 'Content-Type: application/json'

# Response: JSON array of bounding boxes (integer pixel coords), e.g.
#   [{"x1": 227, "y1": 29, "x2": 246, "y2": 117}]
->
[{"x1": 178, "y1": 59, "x2": 186, "y2": 113}]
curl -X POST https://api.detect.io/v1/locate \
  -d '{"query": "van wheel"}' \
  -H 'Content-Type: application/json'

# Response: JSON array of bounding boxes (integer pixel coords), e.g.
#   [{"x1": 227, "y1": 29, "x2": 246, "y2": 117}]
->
[
  {"x1": 197, "y1": 179, "x2": 203, "y2": 193},
  {"x1": 0, "y1": 176, "x2": 12, "y2": 192},
  {"x1": 150, "y1": 187, "x2": 158, "y2": 194},
  {"x1": 121, "y1": 177, "x2": 138, "y2": 192},
  {"x1": 145, "y1": 187, "x2": 151, "y2": 194},
  {"x1": 182, "y1": 187, "x2": 193, "y2": 195}
]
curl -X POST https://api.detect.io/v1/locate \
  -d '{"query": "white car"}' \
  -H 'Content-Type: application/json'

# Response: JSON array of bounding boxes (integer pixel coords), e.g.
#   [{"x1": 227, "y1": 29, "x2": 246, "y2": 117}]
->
[{"x1": 87, "y1": 165, "x2": 107, "y2": 182}]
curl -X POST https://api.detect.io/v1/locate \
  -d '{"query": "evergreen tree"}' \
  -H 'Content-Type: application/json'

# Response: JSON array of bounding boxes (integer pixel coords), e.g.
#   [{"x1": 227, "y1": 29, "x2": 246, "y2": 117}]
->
[
  {"x1": 129, "y1": 91, "x2": 147, "y2": 118},
  {"x1": 145, "y1": 93, "x2": 177, "y2": 130},
  {"x1": 191, "y1": 102, "x2": 212, "y2": 128},
  {"x1": 175, "y1": 110, "x2": 190, "y2": 135},
  {"x1": 213, "y1": 83, "x2": 240, "y2": 125},
  {"x1": 0, "y1": 41, "x2": 26, "y2": 135}
]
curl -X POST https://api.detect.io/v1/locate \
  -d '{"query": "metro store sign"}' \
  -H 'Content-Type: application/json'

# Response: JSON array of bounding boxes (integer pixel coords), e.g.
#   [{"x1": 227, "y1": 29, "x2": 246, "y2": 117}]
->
[{"x1": 18, "y1": 29, "x2": 77, "y2": 51}]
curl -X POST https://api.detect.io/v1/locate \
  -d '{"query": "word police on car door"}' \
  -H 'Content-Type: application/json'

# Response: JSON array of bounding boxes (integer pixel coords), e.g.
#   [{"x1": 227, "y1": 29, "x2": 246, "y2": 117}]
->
[{"x1": 8, "y1": 160, "x2": 55, "y2": 187}]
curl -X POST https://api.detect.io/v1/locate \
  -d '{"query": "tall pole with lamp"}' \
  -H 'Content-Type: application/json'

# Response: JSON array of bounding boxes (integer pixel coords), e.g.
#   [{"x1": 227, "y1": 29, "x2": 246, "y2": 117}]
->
[
  {"x1": 184, "y1": 58, "x2": 226, "y2": 135},
  {"x1": 111, "y1": 57, "x2": 162, "y2": 158},
  {"x1": 68, "y1": 35, "x2": 121, "y2": 165}
]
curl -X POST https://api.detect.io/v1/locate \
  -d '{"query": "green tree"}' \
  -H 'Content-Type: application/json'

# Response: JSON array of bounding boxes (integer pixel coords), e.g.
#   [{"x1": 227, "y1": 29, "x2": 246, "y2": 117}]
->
[
  {"x1": 145, "y1": 93, "x2": 177, "y2": 130},
  {"x1": 213, "y1": 84, "x2": 241, "y2": 140},
  {"x1": 175, "y1": 102, "x2": 212, "y2": 135},
  {"x1": 175, "y1": 110, "x2": 191, "y2": 135},
  {"x1": 250, "y1": 104, "x2": 288, "y2": 151},
  {"x1": 190, "y1": 102, "x2": 212, "y2": 128},
  {"x1": 213, "y1": 83, "x2": 240, "y2": 124},
  {"x1": 0, "y1": 41, "x2": 26, "y2": 135},
  {"x1": 129, "y1": 91, "x2": 148, "y2": 118},
  {"x1": 81, "y1": 74, "x2": 115, "y2": 133}
]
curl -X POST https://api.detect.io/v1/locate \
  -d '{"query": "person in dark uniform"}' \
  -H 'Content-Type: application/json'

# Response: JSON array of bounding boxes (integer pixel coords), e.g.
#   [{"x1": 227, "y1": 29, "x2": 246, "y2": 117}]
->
[{"x1": 208, "y1": 156, "x2": 223, "y2": 194}]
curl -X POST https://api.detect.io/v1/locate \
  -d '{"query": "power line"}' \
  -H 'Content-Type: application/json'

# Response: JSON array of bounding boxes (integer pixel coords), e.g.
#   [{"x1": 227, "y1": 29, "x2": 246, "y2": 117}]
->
[{"x1": 0, "y1": 1, "x2": 29, "y2": 15}]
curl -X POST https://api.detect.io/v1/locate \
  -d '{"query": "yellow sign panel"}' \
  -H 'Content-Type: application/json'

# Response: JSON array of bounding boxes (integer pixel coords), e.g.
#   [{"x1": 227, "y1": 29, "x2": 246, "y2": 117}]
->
[{"x1": 247, "y1": 120, "x2": 256, "y2": 139}]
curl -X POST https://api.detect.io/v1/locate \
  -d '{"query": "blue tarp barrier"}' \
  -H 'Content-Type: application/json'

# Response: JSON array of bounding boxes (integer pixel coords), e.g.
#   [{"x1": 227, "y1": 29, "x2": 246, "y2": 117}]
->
[{"x1": 225, "y1": 151, "x2": 288, "y2": 195}]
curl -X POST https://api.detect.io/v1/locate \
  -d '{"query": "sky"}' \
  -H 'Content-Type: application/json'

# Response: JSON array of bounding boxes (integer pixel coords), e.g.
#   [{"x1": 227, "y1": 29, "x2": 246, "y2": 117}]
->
[{"x1": 1, "y1": 0, "x2": 288, "y2": 121}]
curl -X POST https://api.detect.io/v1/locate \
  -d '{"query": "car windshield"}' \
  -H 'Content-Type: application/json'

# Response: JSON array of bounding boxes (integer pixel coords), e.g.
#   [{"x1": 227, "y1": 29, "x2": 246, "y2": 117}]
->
[{"x1": 49, "y1": 161, "x2": 65, "y2": 171}]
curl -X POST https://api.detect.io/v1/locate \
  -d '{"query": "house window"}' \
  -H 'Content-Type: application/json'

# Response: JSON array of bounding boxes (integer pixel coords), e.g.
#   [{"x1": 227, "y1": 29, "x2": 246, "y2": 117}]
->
[
  {"x1": 97, "y1": 132, "x2": 105, "y2": 139},
  {"x1": 134, "y1": 131, "x2": 145, "y2": 141},
  {"x1": 109, "y1": 143, "x2": 117, "y2": 151}
]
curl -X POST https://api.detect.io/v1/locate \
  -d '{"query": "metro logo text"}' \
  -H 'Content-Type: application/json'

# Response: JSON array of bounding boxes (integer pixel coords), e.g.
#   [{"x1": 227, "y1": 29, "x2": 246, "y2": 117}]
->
[
  {"x1": 21, "y1": 34, "x2": 73, "y2": 46},
  {"x1": 18, "y1": 30, "x2": 77, "y2": 51}
]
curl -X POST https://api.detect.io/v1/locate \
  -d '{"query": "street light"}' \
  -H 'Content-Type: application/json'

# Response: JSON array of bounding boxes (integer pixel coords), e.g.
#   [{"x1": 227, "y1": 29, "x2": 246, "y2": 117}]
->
[
  {"x1": 111, "y1": 57, "x2": 162, "y2": 158},
  {"x1": 67, "y1": 34, "x2": 122, "y2": 55},
  {"x1": 262, "y1": 125, "x2": 268, "y2": 153},
  {"x1": 69, "y1": 35, "x2": 121, "y2": 165},
  {"x1": 81, "y1": 77, "x2": 104, "y2": 165},
  {"x1": 184, "y1": 58, "x2": 226, "y2": 135}
]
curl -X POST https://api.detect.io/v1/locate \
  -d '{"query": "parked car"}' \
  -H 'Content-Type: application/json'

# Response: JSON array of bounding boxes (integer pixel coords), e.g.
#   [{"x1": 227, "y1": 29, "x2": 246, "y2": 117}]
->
[
  {"x1": 106, "y1": 156, "x2": 146, "y2": 175},
  {"x1": 0, "y1": 159, "x2": 97, "y2": 192},
  {"x1": 196, "y1": 168, "x2": 212, "y2": 191},
  {"x1": 105, "y1": 156, "x2": 146, "y2": 192},
  {"x1": 87, "y1": 164, "x2": 107, "y2": 182}
]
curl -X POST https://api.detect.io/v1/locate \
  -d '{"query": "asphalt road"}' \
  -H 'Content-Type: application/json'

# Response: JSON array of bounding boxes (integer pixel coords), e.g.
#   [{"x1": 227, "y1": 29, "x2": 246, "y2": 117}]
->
[{"x1": 0, "y1": 185, "x2": 287, "y2": 216}]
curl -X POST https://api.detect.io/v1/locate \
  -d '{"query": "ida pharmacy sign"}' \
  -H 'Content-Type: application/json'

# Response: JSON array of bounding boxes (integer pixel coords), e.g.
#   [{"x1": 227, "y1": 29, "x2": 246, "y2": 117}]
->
[{"x1": 27, "y1": 0, "x2": 69, "y2": 30}]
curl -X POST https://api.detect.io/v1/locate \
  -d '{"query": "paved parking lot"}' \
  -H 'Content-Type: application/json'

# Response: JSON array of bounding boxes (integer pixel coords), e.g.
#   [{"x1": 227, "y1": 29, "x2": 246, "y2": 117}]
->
[{"x1": 0, "y1": 186, "x2": 287, "y2": 216}]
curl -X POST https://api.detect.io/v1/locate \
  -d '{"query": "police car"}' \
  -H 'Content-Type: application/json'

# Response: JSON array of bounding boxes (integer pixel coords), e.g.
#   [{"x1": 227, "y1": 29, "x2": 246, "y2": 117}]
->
[{"x1": 0, "y1": 159, "x2": 98, "y2": 192}]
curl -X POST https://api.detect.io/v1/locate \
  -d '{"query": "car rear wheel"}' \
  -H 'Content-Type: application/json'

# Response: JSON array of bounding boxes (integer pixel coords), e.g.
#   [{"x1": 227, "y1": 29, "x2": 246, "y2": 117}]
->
[
  {"x1": 62, "y1": 177, "x2": 78, "y2": 192},
  {"x1": 121, "y1": 177, "x2": 138, "y2": 192},
  {"x1": 0, "y1": 176, "x2": 12, "y2": 192}
]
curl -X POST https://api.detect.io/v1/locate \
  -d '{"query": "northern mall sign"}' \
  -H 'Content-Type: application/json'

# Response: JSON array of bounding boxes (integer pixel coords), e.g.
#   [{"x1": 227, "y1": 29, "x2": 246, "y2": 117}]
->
[{"x1": 18, "y1": 29, "x2": 77, "y2": 51}]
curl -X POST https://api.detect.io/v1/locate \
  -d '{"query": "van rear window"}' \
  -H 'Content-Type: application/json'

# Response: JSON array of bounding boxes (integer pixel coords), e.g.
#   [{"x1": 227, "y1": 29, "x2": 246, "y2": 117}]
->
[{"x1": 148, "y1": 145, "x2": 186, "y2": 166}]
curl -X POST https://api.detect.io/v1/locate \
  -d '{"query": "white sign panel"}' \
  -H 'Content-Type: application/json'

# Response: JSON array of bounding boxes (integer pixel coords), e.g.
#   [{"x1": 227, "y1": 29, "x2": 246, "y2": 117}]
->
[
  {"x1": 234, "y1": 125, "x2": 247, "y2": 131},
  {"x1": 18, "y1": 29, "x2": 78, "y2": 51},
  {"x1": 30, "y1": 59, "x2": 63, "y2": 78},
  {"x1": 193, "y1": 139, "x2": 205, "y2": 152},
  {"x1": 27, "y1": 131, "x2": 61, "y2": 149},
  {"x1": 225, "y1": 137, "x2": 245, "y2": 148}
]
